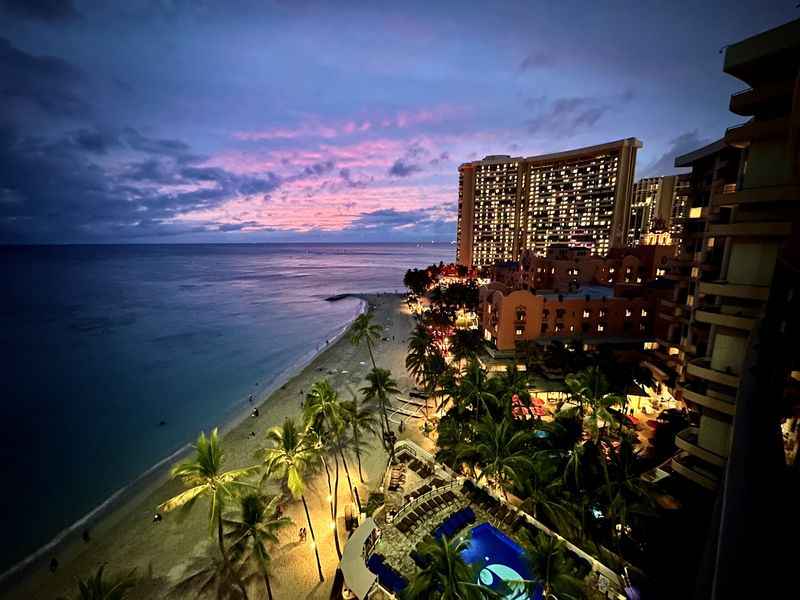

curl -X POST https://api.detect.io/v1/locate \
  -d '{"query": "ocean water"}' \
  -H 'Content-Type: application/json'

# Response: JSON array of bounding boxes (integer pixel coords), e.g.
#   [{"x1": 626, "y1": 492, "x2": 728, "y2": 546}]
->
[{"x1": 0, "y1": 243, "x2": 452, "y2": 576}]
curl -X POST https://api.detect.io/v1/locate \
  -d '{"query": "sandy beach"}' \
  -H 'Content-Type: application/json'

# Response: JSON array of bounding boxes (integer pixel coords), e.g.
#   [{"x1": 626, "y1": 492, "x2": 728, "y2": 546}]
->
[{"x1": 6, "y1": 293, "x2": 416, "y2": 600}]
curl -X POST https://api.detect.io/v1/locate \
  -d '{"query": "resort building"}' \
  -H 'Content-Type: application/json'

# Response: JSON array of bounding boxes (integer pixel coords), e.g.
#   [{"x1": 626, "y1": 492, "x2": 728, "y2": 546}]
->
[
  {"x1": 627, "y1": 174, "x2": 691, "y2": 246},
  {"x1": 639, "y1": 19, "x2": 800, "y2": 600},
  {"x1": 479, "y1": 283, "x2": 658, "y2": 353},
  {"x1": 491, "y1": 244, "x2": 675, "y2": 293},
  {"x1": 456, "y1": 139, "x2": 642, "y2": 267}
]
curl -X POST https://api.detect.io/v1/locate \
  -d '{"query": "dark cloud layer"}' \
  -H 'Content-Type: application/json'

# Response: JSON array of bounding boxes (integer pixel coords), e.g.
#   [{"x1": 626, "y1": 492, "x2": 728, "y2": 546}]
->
[
  {"x1": 0, "y1": 0, "x2": 80, "y2": 22},
  {"x1": 0, "y1": 37, "x2": 86, "y2": 119}
]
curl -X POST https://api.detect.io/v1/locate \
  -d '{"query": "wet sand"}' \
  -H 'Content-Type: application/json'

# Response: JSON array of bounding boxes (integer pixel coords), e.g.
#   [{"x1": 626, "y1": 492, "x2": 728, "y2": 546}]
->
[{"x1": 6, "y1": 293, "x2": 415, "y2": 600}]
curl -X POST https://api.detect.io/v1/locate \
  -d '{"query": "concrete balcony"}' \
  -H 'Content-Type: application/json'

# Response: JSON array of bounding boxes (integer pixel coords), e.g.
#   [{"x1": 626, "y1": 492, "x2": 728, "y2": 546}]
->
[
  {"x1": 671, "y1": 452, "x2": 720, "y2": 491},
  {"x1": 697, "y1": 281, "x2": 770, "y2": 301},
  {"x1": 679, "y1": 385, "x2": 736, "y2": 416},
  {"x1": 711, "y1": 184, "x2": 800, "y2": 208},
  {"x1": 694, "y1": 307, "x2": 757, "y2": 331},
  {"x1": 728, "y1": 81, "x2": 795, "y2": 116},
  {"x1": 707, "y1": 221, "x2": 792, "y2": 238},
  {"x1": 686, "y1": 357, "x2": 740, "y2": 389},
  {"x1": 724, "y1": 116, "x2": 790, "y2": 148},
  {"x1": 675, "y1": 427, "x2": 727, "y2": 467}
]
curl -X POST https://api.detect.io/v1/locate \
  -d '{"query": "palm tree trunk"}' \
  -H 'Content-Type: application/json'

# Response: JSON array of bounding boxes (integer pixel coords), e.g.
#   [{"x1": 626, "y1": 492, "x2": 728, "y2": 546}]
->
[
  {"x1": 332, "y1": 454, "x2": 342, "y2": 560},
  {"x1": 263, "y1": 569, "x2": 273, "y2": 600},
  {"x1": 321, "y1": 455, "x2": 334, "y2": 519},
  {"x1": 301, "y1": 495, "x2": 324, "y2": 582},
  {"x1": 366, "y1": 340, "x2": 377, "y2": 370},
  {"x1": 218, "y1": 512, "x2": 248, "y2": 599},
  {"x1": 339, "y1": 448, "x2": 357, "y2": 505},
  {"x1": 353, "y1": 426, "x2": 366, "y2": 484}
]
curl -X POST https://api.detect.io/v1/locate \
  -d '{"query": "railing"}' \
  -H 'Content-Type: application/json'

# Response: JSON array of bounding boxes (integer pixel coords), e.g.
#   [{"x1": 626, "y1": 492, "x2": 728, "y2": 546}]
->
[{"x1": 392, "y1": 479, "x2": 462, "y2": 523}]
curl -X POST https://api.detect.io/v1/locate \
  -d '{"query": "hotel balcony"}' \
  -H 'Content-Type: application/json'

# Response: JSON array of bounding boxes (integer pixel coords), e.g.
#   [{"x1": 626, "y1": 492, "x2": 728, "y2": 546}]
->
[
  {"x1": 678, "y1": 384, "x2": 736, "y2": 416},
  {"x1": 724, "y1": 115, "x2": 790, "y2": 148},
  {"x1": 671, "y1": 451, "x2": 720, "y2": 491},
  {"x1": 694, "y1": 306, "x2": 757, "y2": 331},
  {"x1": 711, "y1": 184, "x2": 800, "y2": 208},
  {"x1": 707, "y1": 221, "x2": 792, "y2": 238},
  {"x1": 675, "y1": 427, "x2": 727, "y2": 467},
  {"x1": 686, "y1": 357, "x2": 740, "y2": 389},
  {"x1": 697, "y1": 280, "x2": 770, "y2": 301},
  {"x1": 728, "y1": 81, "x2": 795, "y2": 116}
]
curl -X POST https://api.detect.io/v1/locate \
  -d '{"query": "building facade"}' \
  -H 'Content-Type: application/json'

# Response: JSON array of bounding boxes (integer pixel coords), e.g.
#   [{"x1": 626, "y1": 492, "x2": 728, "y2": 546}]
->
[
  {"x1": 479, "y1": 283, "x2": 657, "y2": 353},
  {"x1": 638, "y1": 19, "x2": 800, "y2": 600},
  {"x1": 492, "y1": 244, "x2": 675, "y2": 293},
  {"x1": 456, "y1": 138, "x2": 642, "y2": 266},
  {"x1": 627, "y1": 174, "x2": 691, "y2": 246}
]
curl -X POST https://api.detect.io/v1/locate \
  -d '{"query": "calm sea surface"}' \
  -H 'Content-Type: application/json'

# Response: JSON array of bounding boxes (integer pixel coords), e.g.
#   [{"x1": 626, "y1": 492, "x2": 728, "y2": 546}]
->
[{"x1": 0, "y1": 243, "x2": 452, "y2": 574}]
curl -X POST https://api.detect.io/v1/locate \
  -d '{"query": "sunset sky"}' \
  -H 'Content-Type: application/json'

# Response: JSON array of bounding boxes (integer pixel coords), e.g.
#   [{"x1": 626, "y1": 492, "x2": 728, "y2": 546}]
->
[{"x1": 0, "y1": 0, "x2": 795, "y2": 243}]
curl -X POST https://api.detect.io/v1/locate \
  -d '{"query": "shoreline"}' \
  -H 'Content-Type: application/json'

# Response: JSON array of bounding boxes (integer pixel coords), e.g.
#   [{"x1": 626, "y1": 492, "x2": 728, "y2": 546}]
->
[{"x1": 1, "y1": 294, "x2": 371, "y2": 596}]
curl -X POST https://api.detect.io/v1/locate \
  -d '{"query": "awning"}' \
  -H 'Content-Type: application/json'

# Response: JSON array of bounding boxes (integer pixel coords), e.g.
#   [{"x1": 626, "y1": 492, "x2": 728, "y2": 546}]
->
[{"x1": 341, "y1": 517, "x2": 378, "y2": 599}]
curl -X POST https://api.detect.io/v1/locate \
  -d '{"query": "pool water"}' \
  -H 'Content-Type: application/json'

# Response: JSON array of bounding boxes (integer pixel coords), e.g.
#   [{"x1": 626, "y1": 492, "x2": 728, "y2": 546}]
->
[{"x1": 460, "y1": 523, "x2": 540, "y2": 600}]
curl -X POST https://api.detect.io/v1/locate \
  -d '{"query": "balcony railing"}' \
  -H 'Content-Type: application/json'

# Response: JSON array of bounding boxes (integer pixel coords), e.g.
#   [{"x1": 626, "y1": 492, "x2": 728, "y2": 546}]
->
[
  {"x1": 686, "y1": 357, "x2": 740, "y2": 389},
  {"x1": 675, "y1": 427, "x2": 727, "y2": 467},
  {"x1": 671, "y1": 452, "x2": 720, "y2": 491},
  {"x1": 679, "y1": 384, "x2": 736, "y2": 416}
]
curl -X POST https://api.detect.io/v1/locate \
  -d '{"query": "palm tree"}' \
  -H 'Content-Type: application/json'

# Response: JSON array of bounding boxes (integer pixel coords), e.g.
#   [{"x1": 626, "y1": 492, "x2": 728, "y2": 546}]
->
[
  {"x1": 454, "y1": 360, "x2": 496, "y2": 422},
  {"x1": 350, "y1": 312, "x2": 382, "y2": 369},
  {"x1": 406, "y1": 323, "x2": 434, "y2": 383},
  {"x1": 599, "y1": 438, "x2": 655, "y2": 550},
  {"x1": 522, "y1": 531, "x2": 585, "y2": 600},
  {"x1": 420, "y1": 349, "x2": 448, "y2": 420},
  {"x1": 342, "y1": 393, "x2": 380, "y2": 484},
  {"x1": 565, "y1": 367, "x2": 625, "y2": 438},
  {"x1": 159, "y1": 429, "x2": 256, "y2": 598},
  {"x1": 304, "y1": 380, "x2": 345, "y2": 433},
  {"x1": 224, "y1": 493, "x2": 293, "y2": 600},
  {"x1": 360, "y1": 367, "x2": 400, "y2": 448},
  {"x1": 60, "y1": 565, "x2": 137, "y2": 600},
  {"x1": 462, "y1": 417, "x2": 535, "y2": 498},
  {"x1": 404, "y1": 535, "x2": 498, "y2": 600},
  {"x1": 515, "y1": 465, "x2": 580, "y2": 538},
  {"x1": 449, "y1": 329, "x2": 485, "y2": 367},
  {"x1": 305, "y1": 380, "x2": 358, "y2": 504},
  {"x1": 261, "y1": 418, "x2": 324, "y2": 582}
]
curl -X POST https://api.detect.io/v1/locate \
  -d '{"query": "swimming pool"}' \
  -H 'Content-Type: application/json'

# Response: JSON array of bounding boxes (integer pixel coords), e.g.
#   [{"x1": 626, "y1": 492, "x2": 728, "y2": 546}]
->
[{"x1": 459, "y1": 523, "x2": 540, "y2": 600}]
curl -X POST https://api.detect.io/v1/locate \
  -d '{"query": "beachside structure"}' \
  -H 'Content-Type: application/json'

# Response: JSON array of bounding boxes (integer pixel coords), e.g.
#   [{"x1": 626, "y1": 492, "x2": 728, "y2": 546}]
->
[{"x1": 456, "y1": 139, "x2": 642, "y2": 267}]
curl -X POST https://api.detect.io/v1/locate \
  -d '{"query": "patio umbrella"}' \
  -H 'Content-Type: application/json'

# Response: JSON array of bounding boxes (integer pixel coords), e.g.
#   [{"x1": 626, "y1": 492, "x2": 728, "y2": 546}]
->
[
  {"x1": 531, "y1": 397, "x2": 545, "y2": 406},
  {"x1": 532, "y1": 406, "x2": 548, "y2": 417},
  {"x1": 511, "y1": 394, "x2": 522, "y2": 405}
]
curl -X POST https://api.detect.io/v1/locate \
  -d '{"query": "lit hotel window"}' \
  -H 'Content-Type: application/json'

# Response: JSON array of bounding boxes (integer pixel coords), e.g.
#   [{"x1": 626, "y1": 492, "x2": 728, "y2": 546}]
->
[
  {"x1": 625, "y1": 309, "x2": 632, "y2": 317},
  {"x1": 641, "y1": 309, "x2": 648, "y2": 317},
  {"x1": 597, "y1": 324, "x2": 605, "y2": 332},
  {"x1": 583, "y1": 310, "x2": 590, "y2": 318},
  {"x1": 515, "y1": 327, "x2": 524, "y2": 336}
]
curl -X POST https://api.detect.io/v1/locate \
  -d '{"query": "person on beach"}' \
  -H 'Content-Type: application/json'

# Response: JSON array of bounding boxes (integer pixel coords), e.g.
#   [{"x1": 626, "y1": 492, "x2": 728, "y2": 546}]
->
[
  {"x1": 251, "y1": 407, "x2": 259, "y2": 418},
  {"x1": 153, "y1": 513, "x2": 162, "y2": 523},
  {"x1": 49, "y1": 558, "x2": 58, "y2": 573},
  {"x1": 298, "y1": 527, "x2": 306, "y2": 542},
  {"x1": 82, "y1": 529, "x2": 90, "y2": 543}
]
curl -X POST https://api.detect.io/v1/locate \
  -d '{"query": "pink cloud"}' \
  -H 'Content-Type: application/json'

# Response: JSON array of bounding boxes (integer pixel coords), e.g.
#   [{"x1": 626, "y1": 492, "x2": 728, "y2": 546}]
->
[{"x1": 232, "y1": 105, "x2": 466, "y2": 141}]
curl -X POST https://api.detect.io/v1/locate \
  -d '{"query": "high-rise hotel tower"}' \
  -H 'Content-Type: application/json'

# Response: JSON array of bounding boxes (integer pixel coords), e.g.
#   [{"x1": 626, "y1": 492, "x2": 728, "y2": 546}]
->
[{"x1": 456, "y1": 138, "x2": 641, "y2": 266}]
